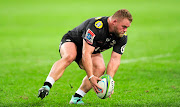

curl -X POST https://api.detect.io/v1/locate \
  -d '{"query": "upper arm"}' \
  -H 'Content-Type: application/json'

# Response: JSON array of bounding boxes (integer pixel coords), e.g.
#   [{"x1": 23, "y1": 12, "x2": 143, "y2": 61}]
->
[
  {"x1": 82, "y1": 19, "x2": 102, "y2": 47},
  {"x1": 83, "y1": 28, "x2": 97, "y2": 47},
  {"x1": 82, "y1": 39, "x2": 95, "y2": 55}
]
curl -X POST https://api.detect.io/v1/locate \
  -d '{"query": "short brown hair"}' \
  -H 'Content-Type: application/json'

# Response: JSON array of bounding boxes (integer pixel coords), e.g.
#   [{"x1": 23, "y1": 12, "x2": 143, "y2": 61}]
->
[{"x1": 112, "y1": 9, "x2": 133, "y2": 22}]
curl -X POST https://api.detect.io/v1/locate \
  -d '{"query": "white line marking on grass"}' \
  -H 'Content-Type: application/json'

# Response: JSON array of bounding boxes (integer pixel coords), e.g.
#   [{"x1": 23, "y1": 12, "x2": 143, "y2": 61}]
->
[{"x1": 121, "y1": 53, "x2": 172, "y2": 64}]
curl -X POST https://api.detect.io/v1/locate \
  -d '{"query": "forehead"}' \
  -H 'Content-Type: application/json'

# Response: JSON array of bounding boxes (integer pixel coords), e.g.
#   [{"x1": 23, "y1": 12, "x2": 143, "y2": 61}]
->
[{"x1": 119, "y1": 18, "x2": 131, "y2": 27}]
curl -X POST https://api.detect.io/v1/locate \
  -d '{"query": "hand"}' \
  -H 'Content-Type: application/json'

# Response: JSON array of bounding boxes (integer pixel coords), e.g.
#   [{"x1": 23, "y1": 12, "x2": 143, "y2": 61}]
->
[
  {"x1": 89, "y1": 76, "x2": 102, "y2": 94},
  {"x1": 109, "y1": 90, "x2": 114, "y2": 98},
  {"x1": 109, "y1": 81, "x2": 115, "y2": 98}
]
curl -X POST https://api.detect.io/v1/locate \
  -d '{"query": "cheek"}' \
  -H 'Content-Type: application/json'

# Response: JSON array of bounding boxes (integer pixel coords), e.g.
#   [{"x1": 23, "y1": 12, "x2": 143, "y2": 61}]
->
[
  {"x1": 114, "y1": 26, "x2": 118, "y2": 31},
  {"x1": 118, "y1": 26, "x2": 123, "y2": 31}
]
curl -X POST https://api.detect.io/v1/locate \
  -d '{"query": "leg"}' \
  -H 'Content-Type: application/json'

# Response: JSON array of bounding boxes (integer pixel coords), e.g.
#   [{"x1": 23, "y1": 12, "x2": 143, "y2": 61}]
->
[
  {"x1": 48, "y1": 42, "x2": 77, "y2": 81},
  {"x1": 79, "y1": 53, "x2": 106, "y2": 93},
  {"x1": 70, "y1": 53, "x2": 105, "y2": 104},
  {"x1": 38, "y1": 42, "x2": 77, "y2": 99}
]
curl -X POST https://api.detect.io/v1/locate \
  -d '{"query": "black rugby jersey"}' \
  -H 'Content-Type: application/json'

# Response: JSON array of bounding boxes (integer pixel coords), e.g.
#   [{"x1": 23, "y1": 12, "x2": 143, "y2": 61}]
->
[{"x1": 66, "y1": 16, "x2": 127, "y2": 54}]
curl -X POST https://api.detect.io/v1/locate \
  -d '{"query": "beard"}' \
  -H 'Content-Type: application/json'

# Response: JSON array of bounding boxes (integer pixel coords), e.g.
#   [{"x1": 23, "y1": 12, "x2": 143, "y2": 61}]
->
[{"x1": 113, "y1": 26, "x2": 124, "y2": 38}]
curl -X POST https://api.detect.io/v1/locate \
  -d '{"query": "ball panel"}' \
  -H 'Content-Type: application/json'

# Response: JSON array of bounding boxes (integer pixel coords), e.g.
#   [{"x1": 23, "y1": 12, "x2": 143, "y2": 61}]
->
[{"x1": 97, "y1": 78, "x2": 107, "y2": 99}]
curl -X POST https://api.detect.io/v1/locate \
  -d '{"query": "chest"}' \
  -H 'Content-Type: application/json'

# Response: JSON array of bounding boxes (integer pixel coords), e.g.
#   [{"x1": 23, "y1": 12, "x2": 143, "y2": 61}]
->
[
  {"x1": 94, "y1": 34, "x2": 118, "y2": 52},
  {"x1": 98, "y1": 34, "x2": 117, "y2": 47}
]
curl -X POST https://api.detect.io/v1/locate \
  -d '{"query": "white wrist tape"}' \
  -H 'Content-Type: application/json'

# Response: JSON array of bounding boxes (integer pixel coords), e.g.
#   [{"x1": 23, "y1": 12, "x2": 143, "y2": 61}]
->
[{"x1": 88, "y1": 75, "x2": 94, "y2": 80}]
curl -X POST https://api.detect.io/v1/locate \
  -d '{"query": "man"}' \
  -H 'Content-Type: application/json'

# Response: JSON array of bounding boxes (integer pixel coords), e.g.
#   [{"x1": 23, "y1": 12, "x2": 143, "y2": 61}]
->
[{"x1": 38, "y1": 9, "x2": 133, "y2": 104}]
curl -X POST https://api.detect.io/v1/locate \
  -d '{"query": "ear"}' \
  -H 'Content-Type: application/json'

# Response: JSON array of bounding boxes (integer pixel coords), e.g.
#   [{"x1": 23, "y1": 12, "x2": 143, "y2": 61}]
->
[{"x1": 112, "y1": 19, "x2": 117, "y2": 25}]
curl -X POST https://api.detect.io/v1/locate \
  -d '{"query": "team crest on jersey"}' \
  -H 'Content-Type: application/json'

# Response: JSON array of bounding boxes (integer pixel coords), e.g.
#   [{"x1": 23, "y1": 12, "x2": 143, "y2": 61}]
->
[
  {"x1": 85, "y1": 29, "x2": 96, "y2": 44},
  {"x1": 95, "y1": 21, "x2": 103, "y2": 29}
]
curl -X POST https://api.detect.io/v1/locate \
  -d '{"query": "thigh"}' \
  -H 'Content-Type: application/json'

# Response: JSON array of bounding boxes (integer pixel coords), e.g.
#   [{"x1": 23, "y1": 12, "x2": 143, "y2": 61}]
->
[
  {"x1": 60, "y1": 42, "x2": 77, "y2": 59},
  {"x1": 59, "y1": 34, "x2": 83, "y2": 64}
]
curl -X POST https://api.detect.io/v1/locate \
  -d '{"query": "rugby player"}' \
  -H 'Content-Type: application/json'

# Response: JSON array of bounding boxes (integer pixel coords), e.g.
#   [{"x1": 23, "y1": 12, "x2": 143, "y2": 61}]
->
[{"x1": 38, "y1": 9, "x2": 133, "y2": 104}]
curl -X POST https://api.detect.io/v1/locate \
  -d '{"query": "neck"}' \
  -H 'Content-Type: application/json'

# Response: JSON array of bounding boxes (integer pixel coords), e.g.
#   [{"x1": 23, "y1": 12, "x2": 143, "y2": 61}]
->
[{"x1": 107, "y1": 16, "x2": 113, "y2": 33}]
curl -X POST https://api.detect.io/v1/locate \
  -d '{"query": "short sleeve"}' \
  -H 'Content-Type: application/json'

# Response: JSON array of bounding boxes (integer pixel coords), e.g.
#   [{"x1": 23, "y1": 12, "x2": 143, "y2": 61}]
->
[
  {"x1": 113, "y1": 35, "x2": 128, "y2": 54},
  {"x1": 82, "y1": 20, "x2": 103, "y2": 47}
]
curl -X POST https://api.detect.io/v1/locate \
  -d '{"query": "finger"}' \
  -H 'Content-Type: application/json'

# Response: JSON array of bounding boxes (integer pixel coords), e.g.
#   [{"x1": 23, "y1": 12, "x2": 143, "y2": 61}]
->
[
  {"x1": 109, "y1": 90, "x2": 114, "y2": 98},
  {"x1": 95, "y1": 83, "x2": 103, "y2": 90},
  {"x1": 93, "y1": 84, "x2": 101, "y2": 93},
  {"x1": 92, "y1": 85, "x2": 98, "y2": 94},
  {"x1": 97, "y1": 77, "x2": 102, "y2": 81},
  {"x1": 96, "y1": 86, "x2": 102, "y2": 93},
  {"x1": 94, "y1": 85, "x2": 101, "y2": 93},
  {"x1": 92, "y1": 86, "x2": 96, "y2": 93}
]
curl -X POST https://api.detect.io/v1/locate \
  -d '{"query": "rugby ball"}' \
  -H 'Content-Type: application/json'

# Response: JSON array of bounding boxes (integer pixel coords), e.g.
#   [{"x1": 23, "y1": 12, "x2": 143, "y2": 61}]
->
[{"x1": 96, "y1": 74, "x2": 114, "y2": 99}]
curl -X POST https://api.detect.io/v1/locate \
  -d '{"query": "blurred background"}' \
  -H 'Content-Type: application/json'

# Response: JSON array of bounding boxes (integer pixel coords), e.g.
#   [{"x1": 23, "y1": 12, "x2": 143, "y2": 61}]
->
[{"x1": 0, "y1": 0, "x2": 179, "y2": 106}]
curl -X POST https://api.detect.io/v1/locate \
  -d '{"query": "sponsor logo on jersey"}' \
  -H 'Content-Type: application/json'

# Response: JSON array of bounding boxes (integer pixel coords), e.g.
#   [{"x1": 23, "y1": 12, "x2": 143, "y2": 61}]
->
[
  {"x1": 85, "y1": 29, "x2": 96, "y2": 44},
  {"x1": 106, "y1": 38, "x2": 111, "y2": 42},
  {"x1": 110, "y1": 40, "x2": 116, "y2": 46},
  {"x1": 95, "y1": 21, "x2": 103, "y2": 29},
  {"x1": 94, "y1": 47, "x2": 107, "y2": 52}
]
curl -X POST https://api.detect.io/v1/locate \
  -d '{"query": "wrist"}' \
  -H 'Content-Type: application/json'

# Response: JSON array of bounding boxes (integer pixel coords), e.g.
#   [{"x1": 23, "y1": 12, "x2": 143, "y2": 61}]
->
[{"x1": 88, "y1": 75, "x2": 94, "y2": 80}]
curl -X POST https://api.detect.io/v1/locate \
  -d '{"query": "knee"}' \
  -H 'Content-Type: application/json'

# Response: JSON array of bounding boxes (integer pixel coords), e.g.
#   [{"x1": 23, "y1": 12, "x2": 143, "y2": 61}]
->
[
  {"x1": 94, "y1": 65, "x2": 106, "y2": 77},
  {"x1": 99, "y1": 66, "x2": 106, "y2": 75},
  {"x1": 62, "y1": 54, "x2": 76, "y2": 64}
]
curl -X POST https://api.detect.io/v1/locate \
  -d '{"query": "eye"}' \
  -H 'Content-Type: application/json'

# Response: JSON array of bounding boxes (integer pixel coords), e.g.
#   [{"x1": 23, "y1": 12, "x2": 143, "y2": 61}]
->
[{"x1": 122, "y1": 26, "x2": 127, "y2": 28}]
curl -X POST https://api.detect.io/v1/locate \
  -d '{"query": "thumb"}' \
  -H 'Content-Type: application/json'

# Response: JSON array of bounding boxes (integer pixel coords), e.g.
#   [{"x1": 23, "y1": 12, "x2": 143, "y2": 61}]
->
[{"x1": 97, "y1": 77, "x2": 102, "y2": 81}]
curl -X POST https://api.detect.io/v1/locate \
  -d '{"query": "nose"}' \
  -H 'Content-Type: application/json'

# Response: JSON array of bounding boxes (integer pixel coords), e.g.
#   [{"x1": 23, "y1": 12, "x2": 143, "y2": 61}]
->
[{"x1": 124, "y1": 28, "x2": 127, "y2": 32}]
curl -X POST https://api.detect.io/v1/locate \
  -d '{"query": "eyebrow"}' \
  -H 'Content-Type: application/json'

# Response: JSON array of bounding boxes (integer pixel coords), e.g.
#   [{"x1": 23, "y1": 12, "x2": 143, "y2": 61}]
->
[{"x1": 122, "y1": 25, "x2": 128, "y2": 28}]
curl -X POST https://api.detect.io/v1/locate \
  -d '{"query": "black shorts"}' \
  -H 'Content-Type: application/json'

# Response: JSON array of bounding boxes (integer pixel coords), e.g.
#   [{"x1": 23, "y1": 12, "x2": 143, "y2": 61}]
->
[{"x1": 59, "y1": 34, "x2": 83, "y2": 65}]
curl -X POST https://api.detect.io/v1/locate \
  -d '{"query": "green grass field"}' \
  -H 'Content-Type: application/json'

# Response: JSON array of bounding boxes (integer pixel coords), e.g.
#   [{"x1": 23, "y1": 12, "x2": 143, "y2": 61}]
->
[{"x1": 0, "y1": 0, "x2": 180, "y2": 106}]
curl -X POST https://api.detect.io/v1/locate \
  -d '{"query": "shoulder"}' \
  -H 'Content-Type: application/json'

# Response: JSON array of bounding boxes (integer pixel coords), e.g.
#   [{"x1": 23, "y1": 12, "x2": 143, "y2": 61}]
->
[
  {"x1": 87, "y1": 17, "x2": 108, "y2": 30},
  {"x1": 94, "y1": 17, "x2": 104, "y2": 29},
  {"x1": 83, "y1": 17, "x2": 108, "y2": 46}
]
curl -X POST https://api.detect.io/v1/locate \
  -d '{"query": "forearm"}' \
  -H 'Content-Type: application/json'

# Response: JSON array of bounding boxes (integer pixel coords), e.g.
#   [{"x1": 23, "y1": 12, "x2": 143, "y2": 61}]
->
[
  {"x1": 82, "y1": 53, "x2": 93, "y2": 78},
  {"x1": 106, "y1": 58, "x2": 120, "y2": 78}
]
